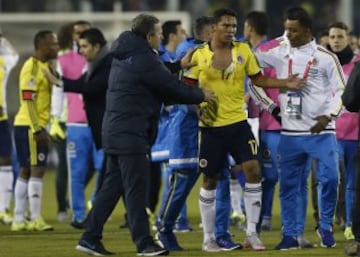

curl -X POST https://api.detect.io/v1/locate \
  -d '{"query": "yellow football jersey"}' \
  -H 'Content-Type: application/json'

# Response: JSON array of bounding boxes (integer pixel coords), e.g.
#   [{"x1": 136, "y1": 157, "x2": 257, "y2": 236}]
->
[
  {"x1": 14, "y1": 57, "x2": 52, "y2": 132},
  {"x1": 184, "y1": 41, "x2": 261, "y2": 127}
]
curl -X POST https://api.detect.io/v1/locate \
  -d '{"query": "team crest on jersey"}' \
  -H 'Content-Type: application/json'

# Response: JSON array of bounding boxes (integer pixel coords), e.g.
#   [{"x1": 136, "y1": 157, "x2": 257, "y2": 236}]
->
[
  {"x1": 312, "y1": 58, "x2": 318, "y2": 66},
  {"x1": 277, "y1": 153, "x2": 281, "y2": 162},
  {"x1": 38, "y1": 153, "x2": 45, "y2": 162},
  {"x1": 262, "y1": 149, "x2": 271, "y2": 159},
  {"x1": 237, "y1": 55, "x2": 244, "y2": 64},
  {"x1": 309, "y1": 68, "x2": 318, "y2": 75},
  {"x1": 28, "y1": 78, "x2": 35, "y2": 87},
  {"x1": 199, "y1": 158, "x2": 208, "y2": 168},
  {"x1": 67, "y1": 142, "x2": 75, "y2": 150}
]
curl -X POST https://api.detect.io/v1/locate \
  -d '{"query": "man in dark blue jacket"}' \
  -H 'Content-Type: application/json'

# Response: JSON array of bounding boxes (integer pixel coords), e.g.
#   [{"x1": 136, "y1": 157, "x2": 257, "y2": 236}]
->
[{"x1": 76, "y1": 14, "x2": 215, "y2": 256}]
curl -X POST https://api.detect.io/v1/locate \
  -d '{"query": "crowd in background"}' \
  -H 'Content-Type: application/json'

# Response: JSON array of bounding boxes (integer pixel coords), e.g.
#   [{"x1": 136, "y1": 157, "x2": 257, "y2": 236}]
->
[{"x1": 2, "y1": 3, "x2": 360, "y2": 257}]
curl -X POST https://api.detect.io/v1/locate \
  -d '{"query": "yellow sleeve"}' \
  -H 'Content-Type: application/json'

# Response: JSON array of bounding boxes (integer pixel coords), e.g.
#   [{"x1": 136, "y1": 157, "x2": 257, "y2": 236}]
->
[
  {"x1": 20, "y1": 60, "x2": 41, "y2": 132},
  {"x1": 0, "y1": 58, "x2": 5, "y2": 109},
  {"x1": 245, "y1": 45, "x2": 261, "y2": 76},
  {"x1": 183, "y1": 49, "x2": 200, "y2": 81}
]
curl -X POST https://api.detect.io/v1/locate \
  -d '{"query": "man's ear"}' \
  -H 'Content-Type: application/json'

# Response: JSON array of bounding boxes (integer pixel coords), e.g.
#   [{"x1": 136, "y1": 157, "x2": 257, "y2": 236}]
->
[
  {"x1": 146, "y1": 33, "x2": 152, "y2": 42},
  {"x1": 95, "y1": 43, "x2": 101, "y2": 52}
]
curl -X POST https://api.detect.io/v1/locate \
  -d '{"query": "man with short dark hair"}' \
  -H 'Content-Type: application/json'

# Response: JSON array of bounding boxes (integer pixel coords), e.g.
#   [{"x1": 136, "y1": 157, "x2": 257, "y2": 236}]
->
[
  {"x1": 327, "y1": 21, "x2": 360, "y2": 241},
  {"x1": 150, "y1": 19, "x2": 187, "y2": 232},
  {"x1": 342, "y1": 50, "x2": 360, "y2": 257},
  {"x1": 12, "y1": 30, "x2": 59, "y2": 232},
  {"x1": 255, "y1": 7, "x2": 345, "y2": 249},
  {"x1": 247, "y1": 10, "x2": 315, "y2": 248},
  {"x1": 183, "y1": 7, "x2": 302, "y2": 252},
  {"x1": 44, "y1": 27, "x2": 110, "y2": 152},
  {"x1": 75, "y1": 13, "x2": 215, "y2": 256}
]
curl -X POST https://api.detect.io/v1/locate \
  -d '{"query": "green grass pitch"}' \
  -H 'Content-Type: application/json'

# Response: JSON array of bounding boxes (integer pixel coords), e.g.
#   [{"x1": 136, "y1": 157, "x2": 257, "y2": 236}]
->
[{"x1": 0, "y1": 170, "x2": 350, "y2": 256}]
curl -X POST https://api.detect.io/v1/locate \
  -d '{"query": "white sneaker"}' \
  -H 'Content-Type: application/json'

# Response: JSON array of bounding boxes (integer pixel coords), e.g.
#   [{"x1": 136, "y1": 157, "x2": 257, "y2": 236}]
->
[
  {"x1": 297, "y1": 235, "x2": 314, "y2": 248},
  {"x1": 244, "y1": 233, "x2": 266, "y2": 251},
  {"x1": 202, "y1": 239, "x2": 222, "y2": 252},
  {"x1": 57, "y1": 212, "x2": 69, "y2": 222}
]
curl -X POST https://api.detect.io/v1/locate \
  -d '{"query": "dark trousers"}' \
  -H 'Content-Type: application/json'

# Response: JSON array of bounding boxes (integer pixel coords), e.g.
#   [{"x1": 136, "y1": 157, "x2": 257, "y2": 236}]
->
[
  {"x1": 82, "y1": 153, "x2": 152, "y2": 251},
  {"x1": 54, "y1": 136, "x2": 68, "y2": 213},
  {"x1": 352, "y1": 147, "x2": 360, "y2": 241},
  {"x1": 146, "y1": 162, "x2": 161, "y2": 213}
]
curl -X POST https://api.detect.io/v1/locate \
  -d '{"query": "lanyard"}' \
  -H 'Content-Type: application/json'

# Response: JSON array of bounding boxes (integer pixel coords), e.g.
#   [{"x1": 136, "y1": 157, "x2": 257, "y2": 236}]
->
[{"x1": 288, "y1": 56, "x2": 314, "y2": 80}]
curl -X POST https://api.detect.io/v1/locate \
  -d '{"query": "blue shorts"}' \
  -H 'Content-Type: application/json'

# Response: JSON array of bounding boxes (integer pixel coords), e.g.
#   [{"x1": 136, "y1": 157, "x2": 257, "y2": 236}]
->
[
  {"x1": 199, "y1": 120, "x2": 259, "y2": 176},
  {"x1": 14, "y1": 126, "x2": 48, "y2": 167},
  {"x1": 0, "y1": 120, "x2": 12, "y2": 157}
]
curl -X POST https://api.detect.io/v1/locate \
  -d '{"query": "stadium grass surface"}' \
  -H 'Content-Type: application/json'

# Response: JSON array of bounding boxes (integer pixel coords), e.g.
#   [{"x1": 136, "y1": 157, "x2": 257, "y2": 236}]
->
[{"x1": 0, "y1": 170, "x2": 349, "y2": 257}]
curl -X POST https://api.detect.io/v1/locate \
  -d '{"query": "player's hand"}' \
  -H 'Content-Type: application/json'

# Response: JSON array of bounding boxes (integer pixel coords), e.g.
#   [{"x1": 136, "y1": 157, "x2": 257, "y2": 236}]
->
[
  {"x1": 285, "y1": 74, "x2": 305, "y2": 91},
  {"x1": 270, "y1": 105, "x2": 282, "y2": 125},
  {"x1": 202, "y1": 88, "x2": 216, "y2": 104},
  {"x1": 49, "y1": 116, "x2": 66, "y2": 141},
  {"x1": 33, "y1": 129, "x2": 49, "y2": 147},
  {"x1": 42, "y1": 68, "x2": 62, "y2": 86},
  {"x1": 310, "y1": 115, "x2": 331, "y2": 134},
  {"x1": 0, "y1": 105, "x2": 3, "y2": 117},
  {"x1": 199, "y1": 107, "x2": 213, "y2": 127},
  {"x1": 180, "y1": 48, "x2": 197, "y2": 69}
]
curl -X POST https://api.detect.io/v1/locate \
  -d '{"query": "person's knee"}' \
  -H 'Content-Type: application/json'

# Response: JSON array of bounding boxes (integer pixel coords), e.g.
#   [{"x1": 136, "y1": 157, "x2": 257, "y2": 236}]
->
[
  {"x1": 242, "y1": 160, "x2": 261, "y2": 183},
  {"x1": 202, "y1": 173, "x2": 219, "y2": 190},
  {"x1": 31, "y1": 166, "x2": 46, "y2": 178},
  {"x1": 322, "y1": 173, "x2": 339, "y2": 188},
  {"x1": 19, "y1": 167, "x2": 30, "y2": 179},
  {"x1": 0, "y1": 156, "x2": 11, "y2": 166}
]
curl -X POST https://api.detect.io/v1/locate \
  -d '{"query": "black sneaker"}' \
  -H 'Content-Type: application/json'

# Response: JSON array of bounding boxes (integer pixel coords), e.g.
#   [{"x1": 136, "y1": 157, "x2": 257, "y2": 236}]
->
[
  {"x1": 137, "y1": 241, "x2": 169, "y2": 256},
  {"x1": 76, "y1": 239, "x2": 115, "y2": 256},
  {"x1": 71, "y1": 220, "x2": 85, "y2": 229}
]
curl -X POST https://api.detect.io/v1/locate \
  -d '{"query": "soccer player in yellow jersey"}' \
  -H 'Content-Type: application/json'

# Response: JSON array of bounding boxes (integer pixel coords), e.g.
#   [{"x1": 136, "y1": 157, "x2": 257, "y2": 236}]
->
[
  {"x1": 183, "y1": 8, "x2": 303, "y2": 251},
  {"x1": 0, "y1": 36, "x2": 19, "y2": 225},
  {"x1": 11, "y1": 30, "x2": 59, "y2": 231}
]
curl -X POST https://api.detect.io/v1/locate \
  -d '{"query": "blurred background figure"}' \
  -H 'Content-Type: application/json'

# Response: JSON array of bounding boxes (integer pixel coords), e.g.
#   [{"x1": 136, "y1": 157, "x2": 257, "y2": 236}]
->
[
  {"x1": 0, "y1": 34, "x2": 19, "y2": 225},
  {"x1": 327, "y1": 21, "x2": 360, "y2": 241},
  {"x1": 317, "y1": 29, "x2": 329, "y2": 48},
  {"x1": 51, "y1": 22, "x2": 73, "y2": 223},
  {"x1": 349, "y1": 31, "x2": 360, "y2": 54}
]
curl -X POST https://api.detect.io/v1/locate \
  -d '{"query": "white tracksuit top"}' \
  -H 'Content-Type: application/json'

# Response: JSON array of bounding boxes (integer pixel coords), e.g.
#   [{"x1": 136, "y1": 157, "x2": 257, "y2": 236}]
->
[{"x1": 255, "y1": 39, "x2": 345, "y2": 136}]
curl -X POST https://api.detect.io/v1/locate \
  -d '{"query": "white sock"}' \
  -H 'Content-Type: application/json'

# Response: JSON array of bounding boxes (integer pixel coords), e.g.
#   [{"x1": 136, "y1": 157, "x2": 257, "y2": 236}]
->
[
  {"x1": 244, "y1": 182, "x2": 262, "y2": 235},
  {"x1": 28, "y1": 177, "x2": 43, "y2": 221},
  {"x1": 230, "y1": 178, "x2": 244, "y2": 216},
  {"x1": 13, "y1": 178, "x2": 28, "y2": 223},
  {"x1": 0, "y1": 166, "x2": 13, "y2": 212},
  {"x1": 199, "y1": 187, "x2": 216, "y2": 243}
]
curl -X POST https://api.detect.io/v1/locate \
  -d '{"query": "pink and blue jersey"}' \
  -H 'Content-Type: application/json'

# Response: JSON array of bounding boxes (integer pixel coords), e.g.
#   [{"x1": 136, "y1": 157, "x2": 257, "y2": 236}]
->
[
  {"x1": 58, "y1": 50, "x2": 87, "y2": 123},
  {"x1": 335, "y1": 55, "x2": 360, "y2": 141}
]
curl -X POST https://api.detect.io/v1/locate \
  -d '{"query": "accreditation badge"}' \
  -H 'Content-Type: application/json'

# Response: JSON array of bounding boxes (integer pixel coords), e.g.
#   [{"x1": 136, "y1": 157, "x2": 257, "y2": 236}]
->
[{"x1": 285, "y1": 92, "x2": 302, "y2": 119}]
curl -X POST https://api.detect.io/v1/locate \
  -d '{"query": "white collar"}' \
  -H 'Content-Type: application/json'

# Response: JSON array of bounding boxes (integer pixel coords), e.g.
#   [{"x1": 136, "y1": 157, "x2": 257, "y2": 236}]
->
[{"x1": 285, "y1": 39, "x2": 317, "y2": 57}]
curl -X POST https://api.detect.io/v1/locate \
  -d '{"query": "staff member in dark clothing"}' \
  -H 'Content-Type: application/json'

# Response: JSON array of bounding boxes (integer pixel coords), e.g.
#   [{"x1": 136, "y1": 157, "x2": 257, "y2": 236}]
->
[
  {"x1": 44, "y1": 28, "x2": 111, "y2": 205},
  {"x1": 46, "y1": 28, "x2": 111, "y2": 149},
  {"x1": 75, "y1": 14, "x2": 216, "y2": 256}
]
